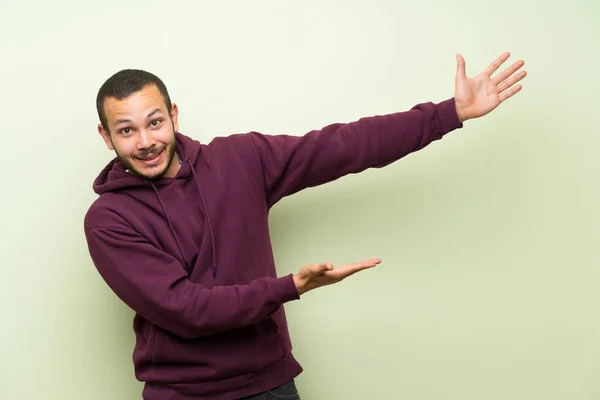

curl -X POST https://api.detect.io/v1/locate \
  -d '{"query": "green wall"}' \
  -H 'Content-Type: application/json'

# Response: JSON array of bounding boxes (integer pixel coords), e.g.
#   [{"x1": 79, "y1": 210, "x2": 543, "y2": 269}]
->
[{"x1": 2, "y1": 0, "x2": 599, "y2": 398}]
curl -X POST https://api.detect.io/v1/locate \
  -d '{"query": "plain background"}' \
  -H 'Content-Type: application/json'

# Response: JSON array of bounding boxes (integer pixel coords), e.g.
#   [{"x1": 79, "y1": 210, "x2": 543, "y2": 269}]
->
[{"x1": 1, "y1": 0, "x2": 599, "y2": 399}]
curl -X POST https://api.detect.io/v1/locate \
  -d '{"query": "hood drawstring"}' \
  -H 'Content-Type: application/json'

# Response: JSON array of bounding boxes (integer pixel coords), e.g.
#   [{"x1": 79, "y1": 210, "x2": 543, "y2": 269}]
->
[
  {"x1": 148, "y1": 182, "x2": 189, "y2": 272},
  {"x1": 187, "y1": 158, "x2": 218, "y2": 278}
]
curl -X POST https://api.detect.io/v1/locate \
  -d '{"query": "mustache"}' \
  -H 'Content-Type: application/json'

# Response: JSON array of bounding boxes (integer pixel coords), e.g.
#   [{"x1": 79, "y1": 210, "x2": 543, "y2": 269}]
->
[{"x1": 135, "y1": 145, "x2": 165, "y2": 160}]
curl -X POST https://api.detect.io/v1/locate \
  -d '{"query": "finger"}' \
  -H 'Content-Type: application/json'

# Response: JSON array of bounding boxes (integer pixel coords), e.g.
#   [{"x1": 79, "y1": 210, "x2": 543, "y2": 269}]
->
[
  {"x1": 326, "y1": 259, "x2": 381, "y2": 279},
  {"x1": 497, "y1": 70, "x2": 527, "y2": 93},
  {"x1": 492, "y1": 60, "x2": 525, "y2": 85},
  {"x1": 484, "y1": 52, "x2": 510, "y2": 77},
  {"x1": 316, "y1": 262, "x2": 334, "y2": 274},
  {"x1": 499, "y1": 84, "x2": 523, "y2": 103},
  {"x1": 343, "y1": 258, "x2": 381, "y2": 269},
  {"x1": 456, "y1": 54, "x2": 467, "y2": 79}
]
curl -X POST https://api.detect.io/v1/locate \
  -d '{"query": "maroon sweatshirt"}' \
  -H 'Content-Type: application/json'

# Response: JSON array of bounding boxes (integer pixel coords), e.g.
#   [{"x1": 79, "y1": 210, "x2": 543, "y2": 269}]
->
[{"x1": 84, "y1": 97, "x2": 463, "y2": 399}]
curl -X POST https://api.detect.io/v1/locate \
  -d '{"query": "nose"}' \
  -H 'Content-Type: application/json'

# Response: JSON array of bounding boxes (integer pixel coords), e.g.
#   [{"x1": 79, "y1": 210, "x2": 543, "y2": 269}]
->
[{"x1": 137, "y1": 129, "x2": 156, "y2": 150}]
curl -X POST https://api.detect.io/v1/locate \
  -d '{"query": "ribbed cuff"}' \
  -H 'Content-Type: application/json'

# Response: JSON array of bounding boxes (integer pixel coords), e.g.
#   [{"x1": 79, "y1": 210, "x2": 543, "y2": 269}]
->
[
  {"x1": 434, "y1": 97, "x2": 463, "y2": 135},
  {"x1": 274, "y1": 274, "x2": 300, "y2": 303}
]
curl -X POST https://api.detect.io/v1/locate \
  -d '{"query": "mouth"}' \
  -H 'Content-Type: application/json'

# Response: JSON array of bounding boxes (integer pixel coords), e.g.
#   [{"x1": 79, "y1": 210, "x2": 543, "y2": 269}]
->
[{"x1": 137, "y1": 149, "x2": 164, "y2": 166}]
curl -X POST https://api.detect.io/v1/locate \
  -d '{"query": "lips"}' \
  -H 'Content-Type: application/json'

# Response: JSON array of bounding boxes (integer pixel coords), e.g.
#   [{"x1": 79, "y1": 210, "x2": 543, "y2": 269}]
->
[
  {"x1": 137, "y1": 149, "x2": 164, "y2": 165},
  {"x1": 142, "y1": 152, "x2": 160, "y2": 161}
]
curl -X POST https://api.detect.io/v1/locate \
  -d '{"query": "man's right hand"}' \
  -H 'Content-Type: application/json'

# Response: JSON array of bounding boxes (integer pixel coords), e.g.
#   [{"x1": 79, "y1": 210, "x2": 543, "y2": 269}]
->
[{"x1": 293, "y1": 258, "x2": 381, "y2": 295}]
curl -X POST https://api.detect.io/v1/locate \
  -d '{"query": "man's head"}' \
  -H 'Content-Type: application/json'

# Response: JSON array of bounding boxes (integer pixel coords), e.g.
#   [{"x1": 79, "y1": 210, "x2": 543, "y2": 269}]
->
[{"x1": 96, "y1": 69, "x2": 180, "y2": 181}]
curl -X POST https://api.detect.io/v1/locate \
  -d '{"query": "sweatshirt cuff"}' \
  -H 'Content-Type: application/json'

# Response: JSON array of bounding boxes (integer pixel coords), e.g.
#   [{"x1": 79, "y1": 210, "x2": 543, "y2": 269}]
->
[
  {"x1": 434, "y1": 97, "x2": 463, "y2": 135},
  {"x1": 273, "y1": 274, "x2": 300, "y2": 303}
]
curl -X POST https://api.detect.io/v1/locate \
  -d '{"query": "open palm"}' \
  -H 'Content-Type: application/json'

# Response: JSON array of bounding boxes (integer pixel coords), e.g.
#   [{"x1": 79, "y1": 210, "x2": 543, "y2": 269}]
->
[
  {"x1": 455, "y1": 52, "x2": 527, "y2": 122},
  {"x1": 293, "y1": 258, "x2": 381, "y2": 295}
]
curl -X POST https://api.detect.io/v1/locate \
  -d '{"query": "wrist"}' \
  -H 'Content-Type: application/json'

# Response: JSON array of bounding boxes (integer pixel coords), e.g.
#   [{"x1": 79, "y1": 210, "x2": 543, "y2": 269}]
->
[
  {"x1": 293, "y1": 274, "x2": 311, "y2": 296},
  {"x1": 455, "y1": 102, "x2": 468, "y2": 123}
]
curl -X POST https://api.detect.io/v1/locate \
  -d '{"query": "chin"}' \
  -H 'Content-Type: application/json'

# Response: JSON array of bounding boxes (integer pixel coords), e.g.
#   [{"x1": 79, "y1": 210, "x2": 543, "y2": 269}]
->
[
  {"x1": 138, "y1": 152, "x2": 175, "y2": 181},
  {"x1": 138, "y1": 163, "x2": 170, "y2": 181}
]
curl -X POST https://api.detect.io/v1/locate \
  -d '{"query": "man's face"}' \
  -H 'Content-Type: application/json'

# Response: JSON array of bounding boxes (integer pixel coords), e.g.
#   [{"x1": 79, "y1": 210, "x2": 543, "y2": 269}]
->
[{"x1": 98, "y1": 84, "x2": 180, "y2": 181}]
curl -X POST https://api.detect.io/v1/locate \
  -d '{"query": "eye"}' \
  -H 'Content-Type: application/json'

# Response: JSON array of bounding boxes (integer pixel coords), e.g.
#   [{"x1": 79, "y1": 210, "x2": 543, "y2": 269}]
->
[
  {"x1": 119, "y1": 127, "x2": 132, "y2": 135},
  {"x1": 150, "y1": 119, "x2": 162, "y2": 128}
]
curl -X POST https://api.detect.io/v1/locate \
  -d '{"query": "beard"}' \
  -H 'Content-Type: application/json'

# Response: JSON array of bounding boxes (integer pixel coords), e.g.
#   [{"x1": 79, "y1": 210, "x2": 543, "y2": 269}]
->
[{"x1": 114, "y1": 136, "x2": 177, "y2": 181}]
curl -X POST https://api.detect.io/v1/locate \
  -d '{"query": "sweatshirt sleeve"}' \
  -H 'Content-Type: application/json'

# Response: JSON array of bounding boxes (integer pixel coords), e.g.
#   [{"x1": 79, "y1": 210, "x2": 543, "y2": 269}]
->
[
  {"x1": 249, "y1": 97, "x2": 462, "y2": 207},
  {"x1": 84, "y1": 223, "x2": 299, "y2": 339}
]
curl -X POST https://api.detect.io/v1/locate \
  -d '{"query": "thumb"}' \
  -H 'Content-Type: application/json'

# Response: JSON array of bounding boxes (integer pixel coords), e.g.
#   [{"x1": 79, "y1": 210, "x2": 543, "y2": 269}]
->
[
  {"x1": 315, "y1": 262, "x2": 333, "y2": 275},
  {"x1": 456, "y1": 54, "x2": 466, "y2": 80}
]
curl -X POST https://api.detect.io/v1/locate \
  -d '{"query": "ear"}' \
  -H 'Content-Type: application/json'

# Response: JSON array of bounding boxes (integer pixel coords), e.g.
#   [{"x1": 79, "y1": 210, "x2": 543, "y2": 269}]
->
[
  {"x1": 98, "y1": 124, "x2": 115, "y2": 150},
  {"x1": 170, "y1": 103, "x2": 179, "y2": 132}
]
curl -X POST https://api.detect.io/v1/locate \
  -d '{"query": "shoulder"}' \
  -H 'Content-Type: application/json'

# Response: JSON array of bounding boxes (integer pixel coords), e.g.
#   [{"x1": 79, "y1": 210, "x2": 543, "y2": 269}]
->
[
  {"x1": 199, "y1": 132, "x2": 267, "y2": 169},
  {"x1": 84, "y1": 193, "x2": 133, "y2": 233},
  {"x1": 205, "y1": 132, "x2": 260, "y2": 154}
]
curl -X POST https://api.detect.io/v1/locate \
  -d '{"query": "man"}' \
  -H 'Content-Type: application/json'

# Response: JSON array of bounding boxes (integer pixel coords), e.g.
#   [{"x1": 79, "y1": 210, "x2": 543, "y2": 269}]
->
[{"x1": 84, "y1": 52, "x2": 526, "y2": 399}]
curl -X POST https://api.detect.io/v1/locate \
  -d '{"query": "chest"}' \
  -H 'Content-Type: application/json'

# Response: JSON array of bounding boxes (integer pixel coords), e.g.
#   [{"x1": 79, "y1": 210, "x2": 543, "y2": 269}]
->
[{"x1": 128, "y1": 167, "x2": 273, "y2": 283}]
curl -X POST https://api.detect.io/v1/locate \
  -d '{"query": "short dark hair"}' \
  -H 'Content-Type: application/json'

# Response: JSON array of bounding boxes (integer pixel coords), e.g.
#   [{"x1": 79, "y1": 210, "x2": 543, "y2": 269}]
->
[{"x1": 96, "y1": 69, "x2": 172, "y2": 132}]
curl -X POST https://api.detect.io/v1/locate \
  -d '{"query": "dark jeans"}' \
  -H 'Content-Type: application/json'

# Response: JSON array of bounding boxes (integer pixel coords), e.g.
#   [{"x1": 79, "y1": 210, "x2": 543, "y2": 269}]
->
[{"x1": 238, "y1": 380, "x2": 301, "y2": 400}]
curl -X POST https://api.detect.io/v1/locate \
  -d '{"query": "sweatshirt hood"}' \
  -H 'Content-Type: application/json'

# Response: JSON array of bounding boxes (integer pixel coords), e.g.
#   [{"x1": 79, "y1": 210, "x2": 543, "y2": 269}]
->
[
  {"x1": 92, "y1": 132, "x2": 218, "y2": 277},
  {"x1": 93, "y1": 132, "x2": 203, "y2": 194}
]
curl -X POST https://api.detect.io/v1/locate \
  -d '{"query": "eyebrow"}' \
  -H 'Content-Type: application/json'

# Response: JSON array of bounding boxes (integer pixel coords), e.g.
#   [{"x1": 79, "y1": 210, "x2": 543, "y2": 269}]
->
[
  {"x1": 114, "y1": 108, "x2": 164, "y2": 125},
  {"x1": 147, "y1": 108, "x2": 162, "y2": 118}
]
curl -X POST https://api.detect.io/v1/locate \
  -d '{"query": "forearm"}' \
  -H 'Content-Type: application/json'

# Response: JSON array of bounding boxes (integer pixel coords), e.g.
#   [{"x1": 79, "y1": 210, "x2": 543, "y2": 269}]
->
[
  {"x1": 251, "y1": 97, "x2": 463, "y2": 206},
  {"x1": 136, "y1": 274, "x2": 299, "y2": 339},
  {"x1": 86, "y1": 227, "x2": 299, "y2": 339}
]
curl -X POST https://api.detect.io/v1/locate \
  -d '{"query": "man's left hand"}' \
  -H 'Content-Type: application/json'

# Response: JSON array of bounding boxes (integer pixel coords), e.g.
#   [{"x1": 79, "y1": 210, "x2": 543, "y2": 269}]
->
[{"x1": 454, "y1": 52, "x2": 527, "y2": 123}]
